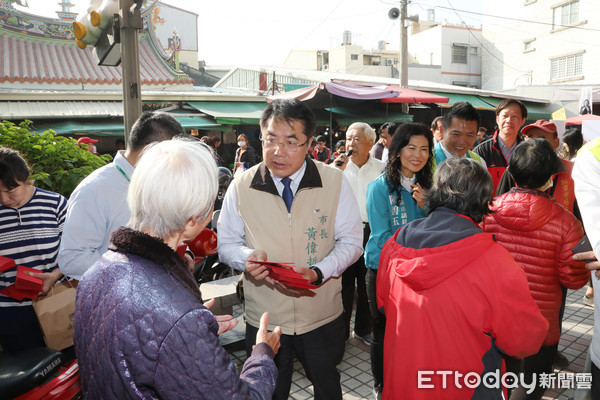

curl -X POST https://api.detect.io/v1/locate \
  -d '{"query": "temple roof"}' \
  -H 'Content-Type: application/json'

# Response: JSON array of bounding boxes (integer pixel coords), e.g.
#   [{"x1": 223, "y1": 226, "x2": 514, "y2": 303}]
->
[{"x1": 0, "y1": 2, "x2": 193, "y2": 87}]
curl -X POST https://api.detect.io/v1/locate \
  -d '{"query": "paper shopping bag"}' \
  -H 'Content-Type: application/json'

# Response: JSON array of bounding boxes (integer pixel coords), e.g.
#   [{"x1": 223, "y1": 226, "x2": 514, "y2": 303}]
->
[{"x1": 32, "y1": 280, "x2": 78, "y2": 350}]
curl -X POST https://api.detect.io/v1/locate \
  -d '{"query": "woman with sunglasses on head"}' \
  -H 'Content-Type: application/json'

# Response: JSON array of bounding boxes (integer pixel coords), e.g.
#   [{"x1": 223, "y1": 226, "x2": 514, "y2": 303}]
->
[{"x1": 364, "y1": 122, "x2": 434, "y2": 398}]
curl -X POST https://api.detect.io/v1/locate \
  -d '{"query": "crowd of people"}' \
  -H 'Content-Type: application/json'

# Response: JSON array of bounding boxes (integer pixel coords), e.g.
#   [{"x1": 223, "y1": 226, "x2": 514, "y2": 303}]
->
[{"x1": 0, "y1": 96, "x2": 598, "y2": 400}]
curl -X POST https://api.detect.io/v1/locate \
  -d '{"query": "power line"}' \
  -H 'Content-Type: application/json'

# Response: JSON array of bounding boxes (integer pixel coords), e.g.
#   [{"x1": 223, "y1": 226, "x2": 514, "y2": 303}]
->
[
  {"x1": 433, "y1": 4, "x2": 600, "y2": 33},
  {"x1": 291, "y1": 0, "x2": 346, "y2": 51},
  {"x1": 442, "y1": 0, "x2": 529, "y2": 74}
]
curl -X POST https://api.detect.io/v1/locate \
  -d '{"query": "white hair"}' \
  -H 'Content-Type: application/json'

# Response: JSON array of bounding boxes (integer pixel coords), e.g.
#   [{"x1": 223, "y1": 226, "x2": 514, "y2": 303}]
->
[
  {"x1": 347, "y1": 122, "x2": 376, "y2": 143},
  {"x1": 127, "y1": 137, "x2": 218, "y2": 239}
]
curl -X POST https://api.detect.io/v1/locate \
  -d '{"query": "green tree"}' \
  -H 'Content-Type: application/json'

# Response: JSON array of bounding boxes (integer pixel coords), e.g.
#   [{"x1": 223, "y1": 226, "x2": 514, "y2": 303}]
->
[{"x1": 0, "y1": 120, "x2": 112, "y2": 198}]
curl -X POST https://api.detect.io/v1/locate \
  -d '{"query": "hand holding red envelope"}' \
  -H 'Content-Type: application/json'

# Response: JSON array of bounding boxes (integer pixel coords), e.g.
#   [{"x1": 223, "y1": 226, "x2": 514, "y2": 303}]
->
[
  {"x1": 16, "y1": 266, "x2": 44, "y2": 292},
  {"x1": 253, "y1": 261, "x2": 317, "y2": 289}
]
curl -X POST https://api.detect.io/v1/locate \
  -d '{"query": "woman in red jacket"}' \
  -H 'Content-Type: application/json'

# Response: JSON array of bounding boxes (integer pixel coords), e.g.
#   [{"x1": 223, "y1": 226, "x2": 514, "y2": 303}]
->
[
  {"x1": 377, "y1": 158, "x2": 547, "y2": 400},
  {"x1": 482, "y1": 138, "x2": 589, "y2": 400}
]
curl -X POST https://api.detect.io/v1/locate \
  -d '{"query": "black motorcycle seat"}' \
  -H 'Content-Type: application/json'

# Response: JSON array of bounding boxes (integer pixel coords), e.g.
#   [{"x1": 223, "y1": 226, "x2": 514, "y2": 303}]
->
[{"x1": 0, "y1": 347, "x2": 63, "y2": 398}]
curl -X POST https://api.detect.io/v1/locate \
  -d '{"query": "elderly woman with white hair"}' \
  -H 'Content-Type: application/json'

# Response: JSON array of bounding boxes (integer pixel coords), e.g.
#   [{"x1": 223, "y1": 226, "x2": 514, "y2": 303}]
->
[{"x1": 74, "y1": 138, "x2": 281, "y2": 399}]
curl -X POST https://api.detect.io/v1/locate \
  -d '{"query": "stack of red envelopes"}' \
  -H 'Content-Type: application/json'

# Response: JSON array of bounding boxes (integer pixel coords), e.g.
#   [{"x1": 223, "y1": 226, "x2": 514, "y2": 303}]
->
[
  {"x1": 254, "y1": 261, "x2": 316, "y2": 289},
  {"x1": 0, "y1": 257, "x2": 43, "y2": 300},
  {"x1": 0, "y1": 256, "x2": 16, "y2": 272}
]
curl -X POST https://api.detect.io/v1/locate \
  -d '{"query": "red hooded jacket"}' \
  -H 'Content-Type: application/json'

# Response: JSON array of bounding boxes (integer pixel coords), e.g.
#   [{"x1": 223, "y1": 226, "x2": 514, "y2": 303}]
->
[
  {"x1": 377, "y1": 209, "x2": 548, "y2": 399},
  {"x1": 483, "y1": 187, "x2": 588, "y2": 346}
]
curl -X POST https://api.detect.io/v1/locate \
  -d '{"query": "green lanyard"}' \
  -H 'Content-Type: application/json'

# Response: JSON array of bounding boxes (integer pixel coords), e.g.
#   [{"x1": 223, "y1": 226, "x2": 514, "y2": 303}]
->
[{"x1": 114, "y1": 163, "x2": 130, "y2": 182}]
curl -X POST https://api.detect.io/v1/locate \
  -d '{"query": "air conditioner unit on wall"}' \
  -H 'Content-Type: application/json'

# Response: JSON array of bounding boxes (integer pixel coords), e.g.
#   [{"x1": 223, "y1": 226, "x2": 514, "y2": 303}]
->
[{"x1": 385, "y1": 59, "x2": 395, "y2": 66}]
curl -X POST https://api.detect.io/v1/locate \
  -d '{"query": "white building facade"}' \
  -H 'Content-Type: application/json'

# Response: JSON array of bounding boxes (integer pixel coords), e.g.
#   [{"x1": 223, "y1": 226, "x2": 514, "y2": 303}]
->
[
  {"x1": 409, "y1": 24, "x2": 482, "y2": 89},
  {"x1": 283, "y1": 24, "x2": 482, "y2": 89},
  {"x1": 481, "y1": 0, "x2": 599, "y2": 92}
]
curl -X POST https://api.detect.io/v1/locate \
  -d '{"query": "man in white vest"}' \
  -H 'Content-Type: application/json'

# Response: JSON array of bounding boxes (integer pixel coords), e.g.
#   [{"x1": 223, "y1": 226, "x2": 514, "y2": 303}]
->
[{"x1": 217, "y1": 99, "x2": 363, "y2": 400}]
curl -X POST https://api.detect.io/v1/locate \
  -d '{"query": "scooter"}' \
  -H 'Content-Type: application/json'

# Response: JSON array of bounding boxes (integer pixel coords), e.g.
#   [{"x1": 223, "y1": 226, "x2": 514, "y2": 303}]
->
[{"x1": 0, "y1": 346, "x2": 81, "y2": 399}]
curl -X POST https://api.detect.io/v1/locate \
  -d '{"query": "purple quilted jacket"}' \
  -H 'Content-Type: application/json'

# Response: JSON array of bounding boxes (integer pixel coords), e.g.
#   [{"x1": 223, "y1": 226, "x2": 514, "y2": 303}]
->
[{"x1": 74, "y1": 228, "x2": 277, "y2": 399}]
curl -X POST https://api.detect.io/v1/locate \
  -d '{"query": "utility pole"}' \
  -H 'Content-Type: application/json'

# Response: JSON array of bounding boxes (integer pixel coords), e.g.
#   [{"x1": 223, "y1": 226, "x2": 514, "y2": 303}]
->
[
  {"x1": 400, "y1": 0, "x2": 408, "y2": 88},
  {"x1": 120, "y1": 0, "x2": 143, "y2": 144}
]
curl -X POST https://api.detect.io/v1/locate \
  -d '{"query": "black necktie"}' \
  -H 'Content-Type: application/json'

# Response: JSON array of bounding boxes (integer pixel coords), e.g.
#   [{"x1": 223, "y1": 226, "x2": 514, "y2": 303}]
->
[{"x1": 281, "y1": 177, "x2": 293, "y2": 212}]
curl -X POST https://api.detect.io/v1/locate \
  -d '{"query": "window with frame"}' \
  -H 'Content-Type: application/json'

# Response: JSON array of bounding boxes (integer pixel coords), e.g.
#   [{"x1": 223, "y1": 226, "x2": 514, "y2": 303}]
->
[
  {"x1": 550, "y1": 53, "x2": 582, "y2": 80},
  {"x1": 452, "y1": 45, "x2": 468, "y2": 64},
  {"x1": 350, "y1": 54, "x2": 358, "y2": 61},
  {"x1": 553, "y1": 1, "x2": 579, "y2": 29}
]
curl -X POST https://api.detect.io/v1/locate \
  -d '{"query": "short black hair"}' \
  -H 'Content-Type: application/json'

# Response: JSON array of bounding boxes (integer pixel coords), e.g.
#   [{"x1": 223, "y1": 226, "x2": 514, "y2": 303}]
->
[
  {"x1": 496, "y1": 98, "x2": 528, "y2": 120},
  {"x1": 335, "y1": 140, "x2": 346, "y2": 150},
  {"x1": 128, "y1": 112, "x2": 186, "y2": 152},
  {"x1": 430, "y1": 116, "x2": 443, "y2": 131},
  {"x1": 443, "y1": 102, "x2": 480, "y2": 130},
  {"x1": 316, "y1": 135, "x2": 327, "y2": 143},
  {"x1": 380, "y1": 122, "x2": 398, "y2": 136},
  {"x1": 260, "y1": 99, "x2": 316, "y2": 140},
  {"x1": 509, "y1": 138, "x2": 560, "y2": 189},
  {"x1": 0, "y1": 147, "x2": 30, "y2": 190},
  {"x1": 427, "y1": 158, "x2": 493, "y2": 223},
  {"x1": 562, "y1": 128, "x2": 583, "y2": 160}
]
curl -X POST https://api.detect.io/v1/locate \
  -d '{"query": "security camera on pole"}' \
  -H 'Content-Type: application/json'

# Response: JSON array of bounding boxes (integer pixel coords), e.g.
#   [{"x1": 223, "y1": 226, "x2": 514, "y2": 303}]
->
[
  {"x1": 388, "y1": 1, "x2": 418, "y2": 89},
  {"x1": 389, "y1": 1, "x2": 418, "y2": 113}
]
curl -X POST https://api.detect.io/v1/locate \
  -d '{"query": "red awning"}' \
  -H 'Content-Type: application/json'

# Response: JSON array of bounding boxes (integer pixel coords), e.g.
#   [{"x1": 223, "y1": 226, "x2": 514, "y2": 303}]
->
[
  {"x1": 565, "y1": 114, "x2": 600, "y2": 126},
  {"x1": 381, "y1": 86, "x2": 449, "y2": 103}
]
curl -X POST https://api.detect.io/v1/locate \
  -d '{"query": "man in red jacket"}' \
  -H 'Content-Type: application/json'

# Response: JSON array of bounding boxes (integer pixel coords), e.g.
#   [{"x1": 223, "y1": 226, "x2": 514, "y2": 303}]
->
[
  {"x1": 377, "y1": 158, "x2": 548, "y2": 400},
  {"x1": 483, "y1": 139, "x2": 588, "y2": 399}
]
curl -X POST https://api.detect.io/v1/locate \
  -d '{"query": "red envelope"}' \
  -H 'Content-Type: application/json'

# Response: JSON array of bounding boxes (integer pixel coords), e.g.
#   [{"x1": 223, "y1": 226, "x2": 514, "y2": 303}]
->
[
  {"x1": 0, "y1": 256, "x2": 16, "y2": 273},
  {"x1": 253, "y1": 261, "x2": 317, "y2": 289},
  {"x1": 0, "y1": 283, "x2": 39, "y2": 300},
  {"x1": 15, "y1": 266, "x2": 44, "y2": 291}
]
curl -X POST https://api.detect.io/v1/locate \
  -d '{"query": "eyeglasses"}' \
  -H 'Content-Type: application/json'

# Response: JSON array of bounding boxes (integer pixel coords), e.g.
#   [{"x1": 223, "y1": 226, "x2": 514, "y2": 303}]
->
[{"x1": 261, "y1": 136, "x2": 308, "y2": 152}]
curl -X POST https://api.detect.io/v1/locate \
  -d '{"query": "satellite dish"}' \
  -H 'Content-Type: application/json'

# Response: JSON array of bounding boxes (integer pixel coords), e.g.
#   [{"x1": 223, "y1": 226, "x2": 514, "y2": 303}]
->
[{"x1": 388, "y1": 7, "x2": 400, "y2": 20}]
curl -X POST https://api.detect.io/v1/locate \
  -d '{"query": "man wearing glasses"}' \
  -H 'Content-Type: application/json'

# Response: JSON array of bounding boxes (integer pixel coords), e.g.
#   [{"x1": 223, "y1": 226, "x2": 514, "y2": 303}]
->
[{"x1": 217, "y1": 99, "x2": 363, "y2": 400}]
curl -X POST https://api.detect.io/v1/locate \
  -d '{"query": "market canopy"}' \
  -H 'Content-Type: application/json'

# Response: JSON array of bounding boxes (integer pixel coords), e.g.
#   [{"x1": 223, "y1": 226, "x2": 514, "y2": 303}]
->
[
  {"x1": 381, "y1": 86, "x2": 449, "y2": 103},
  {"x1": 268, "y1": 81, "x2": 399, "y2": 106},
  {"x1": 267, "y1": 82, "x2": 405, "y2": 126},
  {"x1": 480, "y1": 97, "x2": 552, "y2": 120},
  {"x1": 187, "y1": 101, "x2": 267, "y2": 125},
  {"x1": 429, "y1": 92, "x2": 496, "y2": 110},
  {"x1": 328, "y1": 106, "x2": 412, "y2": 125},
  {"x1": 35, "y1": 115, "x2": 221, "y2": 136}
]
